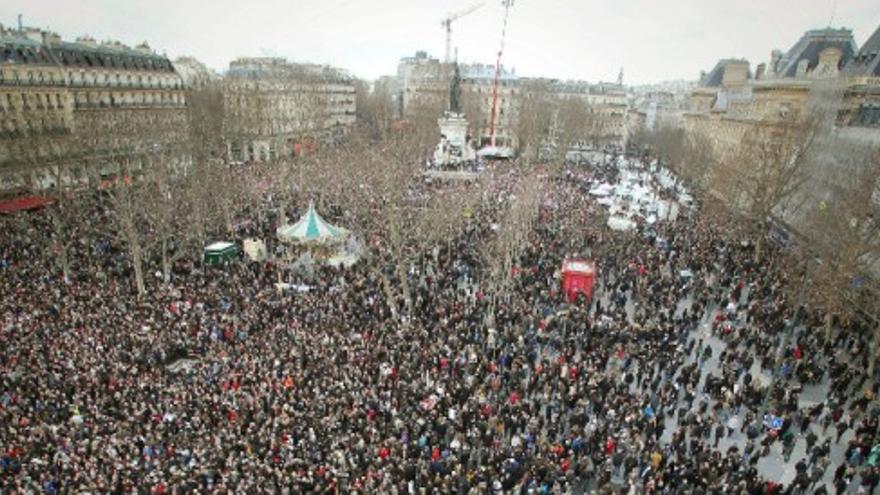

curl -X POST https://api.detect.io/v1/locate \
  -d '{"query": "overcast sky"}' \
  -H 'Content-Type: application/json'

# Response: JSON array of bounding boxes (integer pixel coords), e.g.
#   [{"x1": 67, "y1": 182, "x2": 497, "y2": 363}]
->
[{"x1": 2, "y1": 0, "x2": 878, "y2": 84}]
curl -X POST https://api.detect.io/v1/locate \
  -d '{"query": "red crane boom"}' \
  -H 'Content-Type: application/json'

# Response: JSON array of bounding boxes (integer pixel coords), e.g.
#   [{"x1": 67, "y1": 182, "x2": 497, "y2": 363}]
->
[{"x1": 487, "y1": 0, "x2": 513, "y2": 148}]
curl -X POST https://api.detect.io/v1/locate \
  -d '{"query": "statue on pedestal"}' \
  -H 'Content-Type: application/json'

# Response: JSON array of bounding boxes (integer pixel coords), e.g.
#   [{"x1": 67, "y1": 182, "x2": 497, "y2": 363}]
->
[
  {"x1": 432, "y1": 62, "x2": 476, "y2": 169},
  {"x1": 449, "y1": 62, "x2": 461, "y2": 114}
]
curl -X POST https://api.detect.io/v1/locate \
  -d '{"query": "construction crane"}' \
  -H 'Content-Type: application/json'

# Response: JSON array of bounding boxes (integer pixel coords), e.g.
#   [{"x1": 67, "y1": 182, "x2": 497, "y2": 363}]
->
[
  {"x1": 487, "y1": 0, "x2": 514, "y2": 148},
  {"x1": 441, "y1": 2, "x2": 484, "y2": 63}
]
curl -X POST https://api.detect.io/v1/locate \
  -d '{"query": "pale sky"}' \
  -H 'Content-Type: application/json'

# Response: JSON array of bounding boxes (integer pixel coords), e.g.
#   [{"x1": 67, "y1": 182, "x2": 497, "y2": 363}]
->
[{"x1": 2, "y1": 0, "x2": 878, "y2": 84}]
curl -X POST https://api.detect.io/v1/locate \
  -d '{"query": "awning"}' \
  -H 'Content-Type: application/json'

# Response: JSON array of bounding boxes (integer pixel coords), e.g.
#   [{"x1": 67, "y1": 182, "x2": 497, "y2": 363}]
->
[{"x1": 0, "y1": 196, "x2": 55, "y2": 214}]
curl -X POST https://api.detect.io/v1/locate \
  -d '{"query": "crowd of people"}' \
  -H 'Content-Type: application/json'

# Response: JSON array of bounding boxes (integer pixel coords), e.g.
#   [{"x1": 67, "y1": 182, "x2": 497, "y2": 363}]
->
[{"x1": 1, "y1": 155, "x2": 879, "y2": 493}]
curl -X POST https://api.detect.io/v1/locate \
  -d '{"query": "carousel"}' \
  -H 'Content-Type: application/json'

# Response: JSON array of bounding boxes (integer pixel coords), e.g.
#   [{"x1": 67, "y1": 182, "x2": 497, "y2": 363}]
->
[{"x1": 275, "y1": 202, "x2": 360, "y2": 268}]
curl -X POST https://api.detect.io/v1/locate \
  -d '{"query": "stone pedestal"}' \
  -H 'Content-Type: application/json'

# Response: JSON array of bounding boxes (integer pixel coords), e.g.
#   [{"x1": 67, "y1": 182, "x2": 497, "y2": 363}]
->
[{"x1": 433, "y1": 111, "x2": 476, "y2": 167}]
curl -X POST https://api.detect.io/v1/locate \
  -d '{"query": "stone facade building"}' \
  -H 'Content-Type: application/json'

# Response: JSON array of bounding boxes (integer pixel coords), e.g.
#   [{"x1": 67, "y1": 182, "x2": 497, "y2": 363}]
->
[
  {"x1": 223, "y1": 57, "x2": 356, "y2": 163},
  {"x1": 841, "y1": 25, "x2": 880, "y2": 128},
  {"x1": 676, "y1": 25, "x2": 880, "y2": 250},
  {"x1": 682, "y1": 26, "x2": 880, "y2": 169},
  {"x1": 459, "y1": 63, "x2": 518, "y2": 148},
  {"x1": 0, "y1": 24, "x2": 186, "y2": 190},
  {"x1": 550, "y1": 80, "x2": 628, "y2": 147}
]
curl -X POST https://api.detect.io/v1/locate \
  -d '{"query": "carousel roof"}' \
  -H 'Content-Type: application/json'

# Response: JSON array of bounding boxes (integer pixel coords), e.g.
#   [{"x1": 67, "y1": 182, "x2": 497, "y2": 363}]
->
[{"x1": 277, "y1": 203, "x2": 348, "y2": 244}]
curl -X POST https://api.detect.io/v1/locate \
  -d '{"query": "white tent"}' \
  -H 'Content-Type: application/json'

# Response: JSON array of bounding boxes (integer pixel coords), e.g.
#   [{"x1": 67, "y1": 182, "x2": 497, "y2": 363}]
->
[
  {"x1": 589, "y1": 183, "x2": 615, "y2": 197},
  {"x1": 477, "y1": 145, "x2": 515, "y2": 159}
]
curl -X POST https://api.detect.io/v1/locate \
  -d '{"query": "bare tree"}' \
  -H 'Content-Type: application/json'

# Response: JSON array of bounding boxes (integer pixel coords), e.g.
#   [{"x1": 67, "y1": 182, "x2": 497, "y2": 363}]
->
[
  {"x1": 10, "y1": 128, "x2": 84, "y2": 281},
  {"x1": 460, "y1": 87, "x2": 485, "y2": 145},
  {"x1": 634, "y1": 124, "x2": 686, "y2": 169},
  {"x1": 710, "y1": 114, "x2": 818, "y2": 260},
  {"x1": 807, "y1": 145, "x2": 880, "y2": 366},
  {"x1": 552, "y1": 96, "x2": 593, "y2": 164},
  {"x1": 513, "y1": 80, "x2": 555, "y2": 163},
  {"x1": 680, "y1": 132, "x2": 715, "y2": 192},
  {"x1": 183, "y1": 82, "x2": 228, "y2": 253},
  {"x1": 356, "y1": 79, "x2": 396, "y2": 142},
  {"x1": 107, "y1": 161, "x2": 150, "y2": 297},
  {"x1": 482, "y1": 168, "x2": 546, "y2": 327}
]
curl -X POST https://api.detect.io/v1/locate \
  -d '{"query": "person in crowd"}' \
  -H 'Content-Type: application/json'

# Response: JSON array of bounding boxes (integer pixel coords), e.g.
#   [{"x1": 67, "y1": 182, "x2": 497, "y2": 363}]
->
[{"x1": 0, "y1": 156, "x2": 874, "y2": 493}]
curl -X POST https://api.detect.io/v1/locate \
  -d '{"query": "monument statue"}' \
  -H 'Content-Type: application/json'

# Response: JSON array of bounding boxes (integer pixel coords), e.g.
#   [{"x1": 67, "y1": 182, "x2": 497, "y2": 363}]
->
[
  {"x1": 433, "y1": 62, "x2": 475, "y2": 168},
  {"x1": 449, "y1": 62, "x2": 461, "y2": 114}
]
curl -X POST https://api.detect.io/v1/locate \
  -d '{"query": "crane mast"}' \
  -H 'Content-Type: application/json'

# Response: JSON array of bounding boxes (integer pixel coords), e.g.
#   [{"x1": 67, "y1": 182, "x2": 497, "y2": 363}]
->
[{"x1": 487, "y1": 0, "x2": 513, "y2": 148}]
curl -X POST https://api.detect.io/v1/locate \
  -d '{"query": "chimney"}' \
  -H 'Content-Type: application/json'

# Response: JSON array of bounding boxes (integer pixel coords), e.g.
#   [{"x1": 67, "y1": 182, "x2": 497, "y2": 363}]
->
[
  {"x1": 755, "y1": 63, "x2": 766, "y2": 80},
  {"x1": 721, "y1": 60, "x2": 749, "y2": 87},
  {"x1": 769, "y1": 49, "x2": 783, "y2": 77}
]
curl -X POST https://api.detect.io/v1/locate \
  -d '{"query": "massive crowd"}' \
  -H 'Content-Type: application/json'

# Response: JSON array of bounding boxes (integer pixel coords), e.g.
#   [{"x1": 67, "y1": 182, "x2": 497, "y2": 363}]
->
[{"x1": 1, "y1": 155, "x2": 878, "y2": 494}]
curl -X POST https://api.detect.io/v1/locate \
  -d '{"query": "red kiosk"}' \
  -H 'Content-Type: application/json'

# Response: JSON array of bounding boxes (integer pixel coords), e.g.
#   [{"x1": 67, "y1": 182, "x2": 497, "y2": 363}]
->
[{"x1": 561, "y1": 258, "x2": 597, "y2": 303}]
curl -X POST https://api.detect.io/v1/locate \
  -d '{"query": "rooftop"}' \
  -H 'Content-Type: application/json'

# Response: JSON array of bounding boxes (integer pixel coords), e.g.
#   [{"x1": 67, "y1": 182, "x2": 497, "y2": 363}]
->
[
  {"x1": 227, "y1": 57, "x2": 353, "y2": 83},
  {"x1": 699, "y1": 59, "x2": 750, "y2": 87},
  {"x1": 0, "y1": 25, "x2": 174, "y2": 72},
  {"x1": 775, "y1": 27, "x2": 857, "y2": 78},
  {"x1": 845, "y1": 24, "x2": 880, "y2": 77}
]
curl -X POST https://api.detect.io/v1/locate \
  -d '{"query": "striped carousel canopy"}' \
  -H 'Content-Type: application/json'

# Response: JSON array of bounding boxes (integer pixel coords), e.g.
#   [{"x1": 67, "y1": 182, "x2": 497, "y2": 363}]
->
[{"x1": 277, "y1": 203, "x2": 348, "y2": 244}]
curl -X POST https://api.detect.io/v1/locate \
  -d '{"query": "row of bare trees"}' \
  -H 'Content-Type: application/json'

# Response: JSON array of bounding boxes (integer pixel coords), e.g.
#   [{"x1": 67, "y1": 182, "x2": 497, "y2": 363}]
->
[
  {"x1": 481, "y1": 167, "x2": 547, "y2": 328},
  {"x1": 5, "y1": 79, "x2": 261, "y2": 297},
  {"x1": 634, "y1": 80, "x2": 880, "y2": 370},
  {"x1": 513, "y1": 80, "x2": 598, "y2": 165}
]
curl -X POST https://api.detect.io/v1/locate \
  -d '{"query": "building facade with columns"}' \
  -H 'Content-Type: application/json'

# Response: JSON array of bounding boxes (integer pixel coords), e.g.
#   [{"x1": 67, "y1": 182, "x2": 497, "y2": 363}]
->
[{"x1": 0, "y1": 23, "x2": 187, "y2": 190}]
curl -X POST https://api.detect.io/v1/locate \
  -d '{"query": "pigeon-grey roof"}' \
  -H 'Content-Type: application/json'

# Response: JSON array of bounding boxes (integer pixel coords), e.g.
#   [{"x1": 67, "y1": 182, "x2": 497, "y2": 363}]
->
[
  {"x1": 776, "y1": 28, "x2": 857, "y2": 78},
  {"x1": 1, "y1": 30, "x2": 174, "y2": 72},
  {"x1": 845, "y1": 24, "x2": 880, "y2": 77},
  {"x1": 700, "y1": 59, "x2": 749, "y2": 87}
]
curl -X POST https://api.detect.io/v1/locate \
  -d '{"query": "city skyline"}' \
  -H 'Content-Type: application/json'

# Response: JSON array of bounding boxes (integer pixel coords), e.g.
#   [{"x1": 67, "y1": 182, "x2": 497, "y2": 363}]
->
[{"x1": 1, "y1": 0, "x2": 878, "y2": 84}]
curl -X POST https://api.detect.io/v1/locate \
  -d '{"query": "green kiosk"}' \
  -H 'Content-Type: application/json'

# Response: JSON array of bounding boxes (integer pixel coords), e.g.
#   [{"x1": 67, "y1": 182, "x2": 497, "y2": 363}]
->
[{"x1": 204, "y1": 241, "x2": 238, "y2": 265}]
